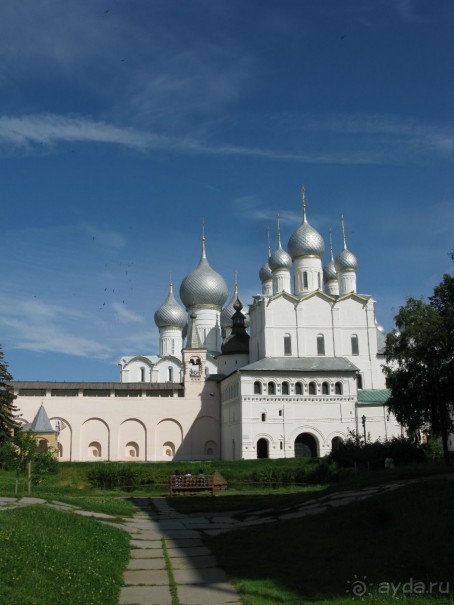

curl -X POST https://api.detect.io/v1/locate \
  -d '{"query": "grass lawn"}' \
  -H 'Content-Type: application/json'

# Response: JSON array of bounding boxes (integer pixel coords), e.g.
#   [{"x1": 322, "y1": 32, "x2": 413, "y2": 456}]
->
[
  {"x1": 205, "y1": 478, "x2": 454, "y2": 604},
  {"x1": 0, "y1": 506, "x2": 130, "y2": 605}
]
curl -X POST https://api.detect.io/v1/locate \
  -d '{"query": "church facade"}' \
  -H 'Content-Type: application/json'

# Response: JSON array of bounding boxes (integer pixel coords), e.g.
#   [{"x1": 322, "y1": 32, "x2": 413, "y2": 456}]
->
[{"x1": 13, "y1": 190, "x2": 401, "y2": 461}]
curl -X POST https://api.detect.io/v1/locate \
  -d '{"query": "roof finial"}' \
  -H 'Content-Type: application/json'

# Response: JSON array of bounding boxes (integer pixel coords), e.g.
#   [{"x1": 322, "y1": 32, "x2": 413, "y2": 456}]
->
[
  {"x1": 341, "y1": 215, "x2": 347, "y2": 250},
  {"x1": 267, "y1": 227, "x2": 271, "y2": 257},
  {"x1": 277, "y1": 214, "x2": 282, "y2": 248},
  {"x1": 169, "y1": 273, "x2": 173, "y2": 293},
  {"x1": 329, "y1": 230, "x2": 334, "y2": 261},
  {"x1": 234, "y1": 270, "x2": 238, "y2": 294},
  {"x1": 301, "y1": 185, "x2": 307, "y2": 223},
  {"x1": 201, "y1": 219, "x2": 207, "y2": 259}
]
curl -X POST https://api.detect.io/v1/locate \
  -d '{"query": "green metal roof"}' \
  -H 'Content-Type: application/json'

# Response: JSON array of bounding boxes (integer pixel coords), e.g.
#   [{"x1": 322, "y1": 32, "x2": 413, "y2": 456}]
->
[{"x1": 357, "y1": 389, "x2": 391, "y2": 404}]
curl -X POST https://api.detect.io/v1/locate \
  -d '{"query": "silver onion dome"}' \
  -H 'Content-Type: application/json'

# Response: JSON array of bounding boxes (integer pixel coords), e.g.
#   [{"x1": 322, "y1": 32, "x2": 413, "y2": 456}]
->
[
  {"x1": 269, "y1": 217, "x2": 292, "y2": 271},
  {"x1": 323, "y1": 259, "x2": 337, "y2": 282},
  {"x1": 287, "y1": 188, "x2": 325, "y2": 259},
  {"x1": 221, "y1": 280, "x2": 250, "y2": 329},
  {"x1": 334, "y1": 216, "x2": 358, "y2": 272},
  {"x1": 269, "y1": 245, "x2": 292, "y2": 271},
  {"x1": 259, "y1": 260, "x2": 272, "y2": 282},
  {"x1": 259, "y1": 229, "x2": 273, "y2": 282},
  {"x1": 334, "y1": 248, "x2": 358, "y2": 272},
  {"x1": 323, "y1": 230, "x2": 337, "y2": 282},
  {"x1": 154, "y1": 282, "x2": 187, "y2": 329},
  {"x1": 180, "y1": 234, "x2": 228, "y2": 308}
]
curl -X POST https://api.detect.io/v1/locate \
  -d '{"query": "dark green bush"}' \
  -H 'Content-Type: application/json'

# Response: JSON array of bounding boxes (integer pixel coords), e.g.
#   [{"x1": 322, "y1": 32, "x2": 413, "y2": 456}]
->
[
  {"x1": 86, "y1": 463, "x2": 154, "y2": 490},
  {"x1": 328, "y1": 434, "x2": 426, "y2": 469}
]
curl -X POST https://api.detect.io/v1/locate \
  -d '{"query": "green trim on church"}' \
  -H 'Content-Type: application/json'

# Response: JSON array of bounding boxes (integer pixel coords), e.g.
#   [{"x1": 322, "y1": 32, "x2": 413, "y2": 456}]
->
[{"x1": 357, "y1": 389, "x2": 391, "y2": 404}]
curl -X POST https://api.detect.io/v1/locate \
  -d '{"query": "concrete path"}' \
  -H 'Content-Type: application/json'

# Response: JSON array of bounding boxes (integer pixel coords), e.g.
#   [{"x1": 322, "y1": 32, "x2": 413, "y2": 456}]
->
[
  {"x1": 118, "y1": 497, "x2": 241, "y2": 605},
  {"x1": 2, "y1": 474, "x2": 452, "y2": 604}
]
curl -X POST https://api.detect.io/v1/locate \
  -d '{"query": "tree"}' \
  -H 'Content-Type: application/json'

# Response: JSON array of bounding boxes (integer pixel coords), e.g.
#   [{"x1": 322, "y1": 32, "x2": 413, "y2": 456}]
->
[
  {"x1": 0, "y1": 346, "x2": 19, "y2": 446},
  {"x1": 384, "y1": 275, "x2": 454, "y2": 464}
]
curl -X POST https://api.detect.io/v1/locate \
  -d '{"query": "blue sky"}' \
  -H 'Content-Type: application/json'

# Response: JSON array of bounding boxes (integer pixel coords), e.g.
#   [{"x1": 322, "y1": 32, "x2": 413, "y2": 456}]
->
[{"x1": 1, "y1": 0, "x2": 452, "y2": 381}]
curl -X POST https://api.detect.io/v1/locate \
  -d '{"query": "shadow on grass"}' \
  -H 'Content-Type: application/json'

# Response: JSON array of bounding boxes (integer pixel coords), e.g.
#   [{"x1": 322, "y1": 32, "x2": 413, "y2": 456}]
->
[{"x1": 203, "y1": 479, "x2": 454, "y2": 604}]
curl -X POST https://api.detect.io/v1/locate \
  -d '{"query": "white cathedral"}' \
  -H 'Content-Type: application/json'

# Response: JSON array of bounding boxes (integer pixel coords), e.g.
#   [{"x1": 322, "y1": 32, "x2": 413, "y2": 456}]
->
[{"x1": 13, "y1": 190, "x2": 401, "y2": 461}]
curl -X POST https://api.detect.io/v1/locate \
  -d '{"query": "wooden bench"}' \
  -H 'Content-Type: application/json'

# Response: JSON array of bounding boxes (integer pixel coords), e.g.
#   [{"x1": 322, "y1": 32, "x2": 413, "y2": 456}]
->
[{"x1": 169, "y1": 472, "x2": 228, "y2": 496}]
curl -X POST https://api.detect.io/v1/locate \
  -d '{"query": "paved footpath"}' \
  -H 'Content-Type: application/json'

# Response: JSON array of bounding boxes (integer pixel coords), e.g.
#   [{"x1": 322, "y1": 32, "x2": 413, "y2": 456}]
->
[
  {"x1": 2, "y1": 474, "x2": 452, "y2": 604},
  {"x1": 118, "y1": 497, "x2": 241, "y2": 605}
]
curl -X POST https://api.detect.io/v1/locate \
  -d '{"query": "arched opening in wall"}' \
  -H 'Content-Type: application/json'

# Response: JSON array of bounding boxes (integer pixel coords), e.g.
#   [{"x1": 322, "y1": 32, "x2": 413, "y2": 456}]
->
[
  {"x1": 322, "y1": 382, "x2": 330, "y2": 395},
  {"x1": 89, "y1": 441, "x2": 102, "y2": 458},
  {"x1": 257, "y1": 438, "x2": 269, "y2": 459},
  {"x1": 57, "y1": 443, "x2": 63, "y2": 458},
  {"x1": 37, "y1": 439, "x2": 48, "y2": 453},
  {"x1": 284, "y1": 334, "x2": 292, "y2": 355},
  {"x1": 294, "y1": 433, "x2": 318, "y2": 458},
  {"x1": 331, "y1": 436, "x2": 343, "y2": 451},
  {"x1": 335, "y1": 382, "x2": 343, "y2": 395},
  {"x1": 295, "y1": 382, "x2": 302, "y2": 395},
  {"x1": 140, "y1": 366, "x2": 145, "y2": 382},
  {"x1": 351, "y1": 334, "x2": 359, "y2": 356},
  {"x1": 189, "y1": 357, "x2": 201, "y2": 376},
  {"x1": 308, "y1": 381, "x2": 317, "y2": 395},
  {"x1": 126, "y1": 441, "x2": 139, "y2": 458},
  {"x1": 267, "y1": 382, "x2": 275, "y2": 395},
  {"x1": 317, "y1": 334, "x2": 325, "y2": 355},
  {"x1": 303, "y1": 271, "x2": 308, "y2": 289},
  {"x1": 254, "y1": 381, "x2": 262, "y2": 394},
  {"x1": 356, "y1": 374, "x2": 363, "y2": 390},
  {"x1": 168, "y1": 367, "x2": 173, "y2": 382},
  {"x1": 163, "y1": 441, "x2": 175, "y2": 458},
  {"x1": 205, "y1": 440, "x2": 216, "y2": 458},
  {"x1": 282, "y1": 381, "x2": 289, "y2": 395}
]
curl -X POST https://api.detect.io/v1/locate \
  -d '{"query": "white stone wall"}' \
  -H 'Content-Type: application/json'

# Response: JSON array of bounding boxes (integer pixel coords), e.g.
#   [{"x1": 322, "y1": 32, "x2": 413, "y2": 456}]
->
[{"x1": 15, "y1": 389, "x2": 221, "y2": 462}]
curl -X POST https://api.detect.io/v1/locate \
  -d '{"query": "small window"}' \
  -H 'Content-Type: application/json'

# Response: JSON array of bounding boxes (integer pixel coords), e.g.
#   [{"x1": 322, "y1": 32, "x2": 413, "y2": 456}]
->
[
  {"x1": 254, "y1": 381, "x2": 262, "y2": 394},
  {"x1": 322, "y1": 382, "x2": 329, "y2": 394},
  {"x1": 317, "y1": 334, "x2": 325, "y2": 356},
  {"x1": 351, "y1": 334, "x2": 359, "y2": 356},
  {"x1": 318, "y1": 273, "x2": 321, "y2": 289},
  {"x1": 284, "y1": 334, "x2": 292, "y2": 355},
  {"x1": 303, "y1": 271, "x2": 308, "y2": 289},
  {"x1": 168, "y1": 367, "x2": 173, "y2": 382},
  {"x1": 261, "y1": 413, "x2": 266, "y2": 422},
  {"x1": 140, "y1": 367, "x2": 145, "y2": 382},
  {"x1": 280, "y1": 441, "x2": 283, "y2": 450},
  {"x1": 357, "y1": 374, "x2": 363, "y2": 390},
  {"x1": 309, "y1": 382, "x2": 316, "y2": 395},
  {"x1": 279, "y1": 409, "x2": 282, "y2": 416},
  {"x1": 268, "y1": 382, "x2": 275, "y2": 395},
  {"x1": 282, "y1": 382, "x2": 289, "y2": 395},
  {"x1": 335, "y1": 382, "x2": 343, "y2": 395},
  {"x1": 295, "y1": 382, "x2": 302, "y2": 395}
]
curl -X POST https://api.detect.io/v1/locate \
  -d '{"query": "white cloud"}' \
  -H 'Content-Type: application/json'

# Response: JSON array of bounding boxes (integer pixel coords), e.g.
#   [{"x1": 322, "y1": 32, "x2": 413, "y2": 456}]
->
[
  {"x1": 111, "y1": 303, "x2": 144, "y2": 324},
  {"x1": 0, "y1": 112, "x2": 451, "y2": 166},
  {"x1": 0, "y1": 298, "x2": 112, "y2": 358}
]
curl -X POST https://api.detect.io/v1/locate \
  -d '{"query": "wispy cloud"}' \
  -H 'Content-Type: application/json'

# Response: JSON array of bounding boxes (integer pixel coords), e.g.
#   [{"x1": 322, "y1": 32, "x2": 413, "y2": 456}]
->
[
  {"x1": 0, "y1": 298, "x2": 111, "y2": 358},
  {"x1": 0, "y1": 112, "x2": 452, "y2": 165},
  {"x1": 111, "y1": 302, "x2": 144, "y2": 324}
]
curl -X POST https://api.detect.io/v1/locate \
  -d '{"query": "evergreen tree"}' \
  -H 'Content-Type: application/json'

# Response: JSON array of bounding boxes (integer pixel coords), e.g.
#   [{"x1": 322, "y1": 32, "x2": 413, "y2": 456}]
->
[
  {"x1": 384, "y1": 275, "x2": 453, "y2": 464},
  {"x1": 0, "y1": 346, "x2": 19, "y2": 445}
]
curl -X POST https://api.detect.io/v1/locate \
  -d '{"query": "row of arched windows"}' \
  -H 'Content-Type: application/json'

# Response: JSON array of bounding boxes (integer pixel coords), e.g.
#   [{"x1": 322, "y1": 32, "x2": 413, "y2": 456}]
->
[{"x1": 253, "y1": 380, "x2": 344, "y2": 395}]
